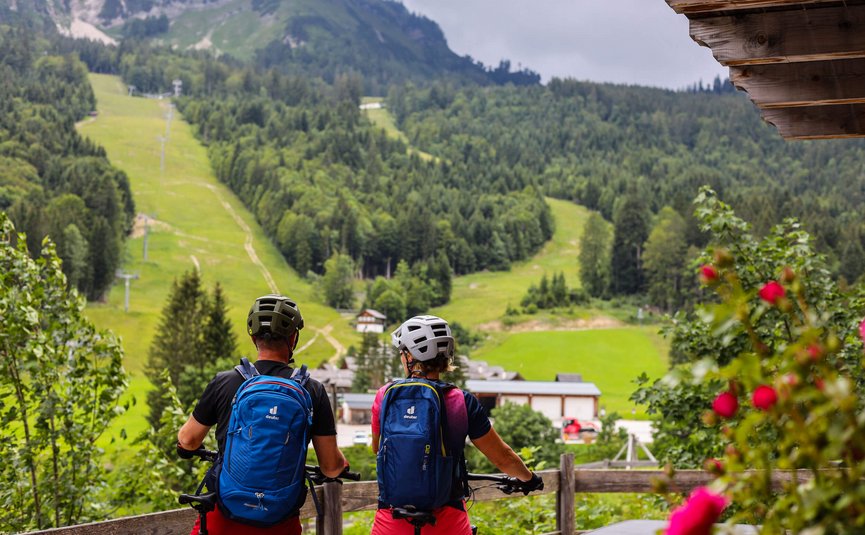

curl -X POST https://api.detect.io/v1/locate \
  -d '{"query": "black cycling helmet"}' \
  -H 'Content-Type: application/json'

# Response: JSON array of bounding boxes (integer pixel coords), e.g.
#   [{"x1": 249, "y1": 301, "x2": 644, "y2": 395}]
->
[{"x1": 247, "y1": 294, "x2": 304, "y2": 349}]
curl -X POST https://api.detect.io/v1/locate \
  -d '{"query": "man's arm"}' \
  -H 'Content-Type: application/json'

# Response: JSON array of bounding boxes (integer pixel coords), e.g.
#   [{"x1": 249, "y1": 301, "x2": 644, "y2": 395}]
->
[
  {"x1": 470, "y1": 427, "x2": 533, "y2": 481},
  {"x1": 312, "y1": 434, "x2": 347, "y2": 478},
  {"x1": 177, "y1": 415, "x2": 211, "y2": 451},
  {"x1": 372, "y1": 433, "x2": 380, "y2": 453}
]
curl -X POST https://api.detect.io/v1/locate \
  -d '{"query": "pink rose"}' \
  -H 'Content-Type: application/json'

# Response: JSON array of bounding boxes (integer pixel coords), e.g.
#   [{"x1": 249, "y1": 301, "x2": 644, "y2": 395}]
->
[
  {"x1": 666, "y1": 487, "x2": 728, "y2": 535},
  {"x1": 758, "y1": 281, "x2": 785, "y2": 305},
  {"x1": 712, "y1": 391, "x2": 738, "y2": 419},
  {"x1": 752, "y1": 385, "x2": 778, "y2": 411}
]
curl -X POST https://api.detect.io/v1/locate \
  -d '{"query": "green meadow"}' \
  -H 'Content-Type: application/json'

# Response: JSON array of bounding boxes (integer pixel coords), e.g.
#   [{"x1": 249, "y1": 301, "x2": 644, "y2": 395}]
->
[
  {"x1": 79, "y1": 74, "x2": 359, "y2": 445},
  {"x1": 472, "y1": 329, "x2": 669, "y2": 418},
  {"x1": 433, "y1": 198, "x2": 591, "y2": 328}
]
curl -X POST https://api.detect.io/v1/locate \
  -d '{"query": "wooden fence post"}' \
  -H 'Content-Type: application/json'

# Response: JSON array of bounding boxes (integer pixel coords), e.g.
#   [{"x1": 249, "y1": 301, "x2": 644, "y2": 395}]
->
[
  {"x1": 557, "y1": 453, "x2": 575, "y2": 535},
  {"x1": 322, "y1": 481, "x2": 343, "y2": 535}
]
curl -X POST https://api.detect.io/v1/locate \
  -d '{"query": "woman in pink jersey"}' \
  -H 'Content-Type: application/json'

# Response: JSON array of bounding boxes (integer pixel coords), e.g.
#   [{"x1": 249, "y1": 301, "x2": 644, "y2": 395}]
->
[{"x1": 370, "y1": 315, "x2": 543, "y2": 534}]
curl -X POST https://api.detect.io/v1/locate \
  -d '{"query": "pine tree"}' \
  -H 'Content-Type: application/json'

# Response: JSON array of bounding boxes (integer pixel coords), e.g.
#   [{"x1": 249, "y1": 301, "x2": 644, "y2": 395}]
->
[
  {"x1": 202, "y1": 282, "x2": 238, "y2": 362},
  {"x1": 146, "y1": 271, "x2": 208, "y2": 427},
  {"x1": 611, "y1": 194, "x2": 650, "y2": 295},
  {"x1": 552, "y1": 272, "x2": 568, "y2": 306}
]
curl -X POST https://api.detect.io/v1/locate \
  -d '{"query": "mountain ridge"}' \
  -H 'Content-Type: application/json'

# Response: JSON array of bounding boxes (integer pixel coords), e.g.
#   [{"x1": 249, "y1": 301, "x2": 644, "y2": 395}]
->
[{"x1": 0, "y1": 0, "x2": 540, "y2": 91}]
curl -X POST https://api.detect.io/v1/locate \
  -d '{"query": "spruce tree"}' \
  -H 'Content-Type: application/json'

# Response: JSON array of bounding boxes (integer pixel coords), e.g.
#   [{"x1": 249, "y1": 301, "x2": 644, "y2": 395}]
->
[
  {"x1": 145, "y1": 270, "x2": 208, "y2": 427},
  {"x1": 611, "y1": 194, "x2": 650, "y2": 295},
  {"x1": 202, "y1": 282, "x2": 238, "y2": 362}
]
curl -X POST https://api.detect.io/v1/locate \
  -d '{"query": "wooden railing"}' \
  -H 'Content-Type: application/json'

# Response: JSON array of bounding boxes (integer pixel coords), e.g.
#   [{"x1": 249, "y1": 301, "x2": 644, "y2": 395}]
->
[{"x1": 24, "y1": 456, "x2": 805, "y2": 535}]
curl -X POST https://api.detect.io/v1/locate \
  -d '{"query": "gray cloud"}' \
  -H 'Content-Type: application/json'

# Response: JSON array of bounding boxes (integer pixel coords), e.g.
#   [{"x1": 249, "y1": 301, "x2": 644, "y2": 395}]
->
[{"x1": 399, "y1": 0, "x2": 728, "y2": 89}]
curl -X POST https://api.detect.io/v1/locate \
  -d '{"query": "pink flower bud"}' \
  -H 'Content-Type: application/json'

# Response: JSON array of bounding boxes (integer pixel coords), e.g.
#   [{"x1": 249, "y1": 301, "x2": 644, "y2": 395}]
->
[
  {"x1": 752, "y1": 385, "x2": 778, "y2": 411},
  {"x1": 712, "y1": 391, "x2": 738, "y2": 419},
  {"x1": 699, "y1": 265, "x2": 719, "y2": 284},
  {"x1": 859, "y1": 318, "x2": 865, "y2": 344},
  {"x1": 758, "y1": 281, "x2": 786, "y2": 305}
]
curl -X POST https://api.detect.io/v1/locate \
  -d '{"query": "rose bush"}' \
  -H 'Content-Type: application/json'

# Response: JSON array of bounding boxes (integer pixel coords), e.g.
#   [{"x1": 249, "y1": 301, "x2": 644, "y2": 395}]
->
[{"x1": 635, "y1": 188, "x2": 865, "y2": 533}]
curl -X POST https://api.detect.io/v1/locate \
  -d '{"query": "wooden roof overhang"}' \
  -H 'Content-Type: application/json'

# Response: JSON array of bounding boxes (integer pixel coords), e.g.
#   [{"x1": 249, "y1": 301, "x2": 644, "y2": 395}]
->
[{"x1": 667, "y1": 0, "x2": 865, "y2": 139}]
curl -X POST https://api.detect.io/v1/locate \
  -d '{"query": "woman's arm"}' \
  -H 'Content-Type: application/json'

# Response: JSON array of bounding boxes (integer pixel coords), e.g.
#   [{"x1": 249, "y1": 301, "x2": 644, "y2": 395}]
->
[{"x1": 470, "y1": 427, "x2": 533, "y2": 481}]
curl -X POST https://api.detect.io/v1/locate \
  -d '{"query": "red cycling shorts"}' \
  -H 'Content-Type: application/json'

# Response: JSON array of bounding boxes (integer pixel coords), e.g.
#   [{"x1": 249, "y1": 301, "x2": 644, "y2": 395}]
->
[
  {"x1": 371, "y1": 503, "x2": 473, "y2": 535},
  {"x1": 189, "y1": 507, "x2": 302, "y2": 535}
]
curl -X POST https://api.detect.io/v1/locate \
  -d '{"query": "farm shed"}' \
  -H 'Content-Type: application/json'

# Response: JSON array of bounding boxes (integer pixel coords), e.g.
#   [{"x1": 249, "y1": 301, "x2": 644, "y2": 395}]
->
[
  {"x1": 356, "y1": 308, "x2": 387, "y2": 333},
  {"x1": 339, "y1": 393, "x2": 376, "y2": 425},
  {"x1": 465, "y1": 379, "x2": 602, "y2": 423},
  {"x1": 668, "y1": 0, "x2": 865, "y2": 138}
]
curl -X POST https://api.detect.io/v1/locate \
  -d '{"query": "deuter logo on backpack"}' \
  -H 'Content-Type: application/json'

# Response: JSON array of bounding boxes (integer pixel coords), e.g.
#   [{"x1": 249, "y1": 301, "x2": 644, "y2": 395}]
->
[
  {"x1": 214, "y1": 359, "x2": 314, "y2": 527},
  {"x1": 377, "y1": 379, "x2": 457, "y2": 511}
]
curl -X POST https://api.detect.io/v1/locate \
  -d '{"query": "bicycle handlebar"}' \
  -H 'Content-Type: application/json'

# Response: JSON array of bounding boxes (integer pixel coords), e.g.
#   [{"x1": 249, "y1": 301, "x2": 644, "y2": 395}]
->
[
  {"x1": 177, "y1": 446, "x2": 361, "y2": 483},
  {"x1": 466, "y1": 472, "x2": 537, "y2": 495}
]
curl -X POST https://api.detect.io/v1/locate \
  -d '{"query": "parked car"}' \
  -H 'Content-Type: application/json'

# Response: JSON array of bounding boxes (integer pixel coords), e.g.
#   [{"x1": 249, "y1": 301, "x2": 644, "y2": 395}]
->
[{"x1": 352, "y1": 430, "x2": 371, "y2": 446}]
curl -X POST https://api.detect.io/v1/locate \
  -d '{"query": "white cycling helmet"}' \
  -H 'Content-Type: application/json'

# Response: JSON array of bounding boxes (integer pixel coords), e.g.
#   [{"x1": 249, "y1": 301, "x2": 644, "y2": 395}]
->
[{"x1": 391, "y1": 315, "x2": 455, "y2": 362}]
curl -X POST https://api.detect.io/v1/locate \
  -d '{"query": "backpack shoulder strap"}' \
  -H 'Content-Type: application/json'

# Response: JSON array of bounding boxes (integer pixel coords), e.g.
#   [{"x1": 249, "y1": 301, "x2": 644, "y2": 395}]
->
[
  {"x1": 290, "y1": 363, "x2": 310, "y2": 387},
  {"x1": 234, "y1": 357, "x2": 260, "y2": 380}
]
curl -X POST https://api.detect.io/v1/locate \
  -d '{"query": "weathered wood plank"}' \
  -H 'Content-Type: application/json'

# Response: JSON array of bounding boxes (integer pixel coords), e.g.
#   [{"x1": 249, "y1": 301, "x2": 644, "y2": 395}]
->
[
  {"x1": 760, "y1": 103, "x2": 865, "y2": 138},
  {"x1": 20, "y1": 509, "x2": 197, "y2": 535},
  {"x1": 557, "y1": 454, "x2": 576, "y2": 535},
  {"x1": 690, "y1": 5, "x2": 865, "y2": 66},
  {"x1": 732, "y1": 58, "x2": 865, "y2": 107},
  {"x1": 23, "y1": 470, "x2": 819, "y2": 534},
  {"x1": 322, "y1": 481, "x2": 343, "y2": 535},
  {"x1": 667, "y1": 0, "x2": 845, "y2": 15}
]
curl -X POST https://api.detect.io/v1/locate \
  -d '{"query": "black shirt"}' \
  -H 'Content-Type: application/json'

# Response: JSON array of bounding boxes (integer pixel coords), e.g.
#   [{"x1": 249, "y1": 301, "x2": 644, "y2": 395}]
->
[{"x1": 192, "y1": 359, "x2": 337, "y2": 453}]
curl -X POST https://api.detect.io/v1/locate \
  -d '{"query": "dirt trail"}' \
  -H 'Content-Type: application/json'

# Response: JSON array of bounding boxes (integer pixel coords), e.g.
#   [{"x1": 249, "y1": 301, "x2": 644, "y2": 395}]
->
[
  {"x1": 295, "y1": 324, "x2": 346, "y2": 360},
  {"x1": 204, "y1": 184, "x2": 279, "y2": 294}
]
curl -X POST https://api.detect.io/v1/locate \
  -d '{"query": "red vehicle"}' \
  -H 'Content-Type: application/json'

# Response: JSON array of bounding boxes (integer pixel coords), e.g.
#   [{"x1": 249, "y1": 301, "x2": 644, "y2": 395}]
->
[{"x1": 561, "y1": 417, "x2": 599, "y2": 442}]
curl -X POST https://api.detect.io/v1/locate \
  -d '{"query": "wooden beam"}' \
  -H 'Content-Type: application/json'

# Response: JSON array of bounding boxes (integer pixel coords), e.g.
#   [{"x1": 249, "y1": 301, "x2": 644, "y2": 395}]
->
[
  {"x1": 557, "y1": 454, "x2": 576, "y2": 535},
  {"x1": 732, "y1": 58, "x2": 865, "y2": 107},
  {"x1": 690, "y1": 5, "x2": 865, "y2": 66},
  {"x1": 760, "y1": 103, "x2": 865, "y2": 138},
  {"x1": 668, "y1": 0, "x2": 841, "y2": 15}
]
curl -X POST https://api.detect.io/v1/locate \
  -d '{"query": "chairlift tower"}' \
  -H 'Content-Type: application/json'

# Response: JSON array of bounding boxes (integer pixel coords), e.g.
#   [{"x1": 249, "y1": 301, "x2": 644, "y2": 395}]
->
[
  {"x1": 115, "y1": 271, "x2": 140, "y2": 313},
  {"x1": 173, "y1": 79, "x2": 183, "y2": 98},
  {"x1": 127, "y1": 85, "x2": 136, "y2": 97}
]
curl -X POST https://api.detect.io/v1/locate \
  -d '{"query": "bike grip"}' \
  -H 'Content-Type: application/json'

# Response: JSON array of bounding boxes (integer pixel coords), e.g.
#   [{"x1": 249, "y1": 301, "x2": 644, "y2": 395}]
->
[
  {"x1": 176, "y1": 442, "x2": 196, "y2": 459},
  {"x1": 343, "y1": 470, "x2": 362, "y2": 481},
  {"x1": 178, "y1": 494, "x2": 197, "y2": 505}
]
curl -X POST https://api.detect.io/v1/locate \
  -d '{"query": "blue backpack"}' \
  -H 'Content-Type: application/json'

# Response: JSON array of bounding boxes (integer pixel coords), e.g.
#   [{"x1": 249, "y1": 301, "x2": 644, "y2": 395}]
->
[
  {"x1": 214, "y1": 358, "x2": 314, "y2": 527},
  {"x1": 376, "y1": 378, "x2": 461, "y2": 511}
]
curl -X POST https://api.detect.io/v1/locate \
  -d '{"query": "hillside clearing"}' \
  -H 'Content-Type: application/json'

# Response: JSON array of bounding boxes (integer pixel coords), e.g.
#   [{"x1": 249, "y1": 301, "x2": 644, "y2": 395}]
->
[
  {"x1": 78, "y1": 74, "x2": 358, "y2": 445},
  {"x1": 433, "y1": 197, "x2": 590, "y2": 328}
]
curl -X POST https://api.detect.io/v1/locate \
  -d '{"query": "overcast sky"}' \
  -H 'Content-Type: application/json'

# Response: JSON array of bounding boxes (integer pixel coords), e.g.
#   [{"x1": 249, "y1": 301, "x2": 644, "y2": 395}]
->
[{"x1": 399, "y1": 0, "x2": 728, "y2": 89}]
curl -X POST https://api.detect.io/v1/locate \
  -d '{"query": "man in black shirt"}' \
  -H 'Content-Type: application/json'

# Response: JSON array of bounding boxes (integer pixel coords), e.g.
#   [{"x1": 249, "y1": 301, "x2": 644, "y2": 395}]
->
[{"x1": 177, "y1": 294, "x2": 346, "y2": 535}]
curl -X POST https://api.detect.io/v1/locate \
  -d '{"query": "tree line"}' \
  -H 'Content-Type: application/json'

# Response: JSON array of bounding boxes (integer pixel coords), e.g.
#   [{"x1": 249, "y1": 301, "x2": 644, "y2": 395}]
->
[
  {"x1": 388, "y1": 79, "x2": 865, "y2": 309},
  {"x1": 0, "y1": 26, "x2": 135, "y2": 300}
]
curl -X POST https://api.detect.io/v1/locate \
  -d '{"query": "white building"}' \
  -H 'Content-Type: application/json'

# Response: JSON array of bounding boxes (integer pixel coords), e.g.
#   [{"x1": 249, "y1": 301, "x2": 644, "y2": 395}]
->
[
  {"x1": 356, "y1": 309, "x2": 387, "y2": 333},
  {"x1": 465, "y1": 380, "x2": 601, "y2": 423}
]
